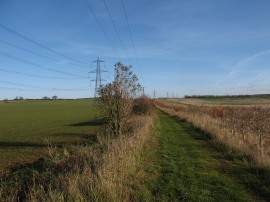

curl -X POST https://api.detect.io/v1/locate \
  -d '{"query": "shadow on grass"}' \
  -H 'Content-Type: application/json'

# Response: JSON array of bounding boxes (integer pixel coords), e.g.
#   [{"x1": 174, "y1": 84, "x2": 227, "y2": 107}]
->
[
  {"x1": 50, "y1": 133, "x2": 98, "y2": 146},
  {"x1": 68, "y1": 119, "x2": 105, "y2": 127},
  {"x1": 51, "y1": 132, "x2": 92, "y2": 139},
  {"x1": 232, "y1": 166, "x2": 270, "y2": 200},
  {"x1": 0, "y1": 141, "x2": 46, "y2": 148},
  {"x1": 0, "y1": 134, "x2": 98, "y2": 149},
  {"x1": 169, "y1": 115, "x2": 212, "y2": 140}
]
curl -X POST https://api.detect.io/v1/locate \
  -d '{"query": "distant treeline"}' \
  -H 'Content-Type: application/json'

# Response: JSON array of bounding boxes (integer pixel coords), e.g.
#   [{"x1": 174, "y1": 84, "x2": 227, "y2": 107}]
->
[
  {"x1": 184, "y1": 94, "x2": 270, "y2": 99},
  {"x1": 2, "y1": 98, "x2": 93, "y2": 102}
]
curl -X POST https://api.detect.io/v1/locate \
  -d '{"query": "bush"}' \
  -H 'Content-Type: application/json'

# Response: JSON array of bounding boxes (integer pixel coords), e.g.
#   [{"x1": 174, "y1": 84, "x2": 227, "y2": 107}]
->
[
  {"x1": 96, "y1": 63, "x2": 142, "y2": 137},
  {"x1": 133, "y1": 96, "x2": 153, "y2": 115}
]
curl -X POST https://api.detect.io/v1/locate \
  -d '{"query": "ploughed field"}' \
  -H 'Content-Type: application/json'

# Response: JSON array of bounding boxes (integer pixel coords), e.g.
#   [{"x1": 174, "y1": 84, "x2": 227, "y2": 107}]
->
[{"x1": 0, "y1": 99, "x2": 99, "y2": 173}]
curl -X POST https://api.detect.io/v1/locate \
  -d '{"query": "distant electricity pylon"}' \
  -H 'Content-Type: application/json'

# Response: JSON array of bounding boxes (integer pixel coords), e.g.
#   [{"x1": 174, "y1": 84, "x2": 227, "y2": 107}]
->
[
  {"x1": 153, "y1": 90, "x2": 156, "y2": 98},
  {"x1": 142, "y1": 87, "x2": 146, "y2": 96},
  {"x1": 89, "y1": 57, "x2": 107, "y2": 97}
]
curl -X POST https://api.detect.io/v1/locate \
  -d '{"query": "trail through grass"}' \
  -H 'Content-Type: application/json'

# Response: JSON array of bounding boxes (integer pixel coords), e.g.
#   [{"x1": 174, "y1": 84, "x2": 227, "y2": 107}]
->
[{"x1": 141, "y1": 111, "x2": 264, "y2": 201}]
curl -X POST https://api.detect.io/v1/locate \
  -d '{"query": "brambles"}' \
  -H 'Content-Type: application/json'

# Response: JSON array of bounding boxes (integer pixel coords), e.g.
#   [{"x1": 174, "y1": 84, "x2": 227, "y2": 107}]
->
[
  {"x1": 211, "y1": 107, "x2": 224, "y2": 118},
  {"x1": 155, "y1": 99, "x2": 270, "y2": 167},
  {"x1": 133, "y1": 96, "x2": 154, "y2": 115}
]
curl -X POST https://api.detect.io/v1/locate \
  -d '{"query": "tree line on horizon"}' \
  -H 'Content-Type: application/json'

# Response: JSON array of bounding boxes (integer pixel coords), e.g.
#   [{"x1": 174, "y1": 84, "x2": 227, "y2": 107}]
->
[{"x1": 184, "y1": 94, "x2": 270, "y2": 99}]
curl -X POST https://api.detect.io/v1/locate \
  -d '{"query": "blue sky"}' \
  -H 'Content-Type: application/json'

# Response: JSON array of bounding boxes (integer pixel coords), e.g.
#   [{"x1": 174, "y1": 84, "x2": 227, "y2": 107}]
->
[{"x1": 0, "y1": 0, "x2": 270, "y2": 99}]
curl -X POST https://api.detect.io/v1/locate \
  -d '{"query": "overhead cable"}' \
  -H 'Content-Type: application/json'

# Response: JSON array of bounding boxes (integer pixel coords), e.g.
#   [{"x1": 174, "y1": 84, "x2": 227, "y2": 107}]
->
[
  {"x1": 0, "y1": 80, "x2": 92, "y2": 91},
  {"x1": 120, "y1": 0, "x2": 144, "y2": 84},
  {"x1": 83, "y1": 0, "x2": 121, "y2": 60},
  {"x1": 0, "y1": 86, "x2": 92, "y2": 91},
  {"x1": 0, "y1": 51, "x2": 87, "y2": 78},
  {"x1": 0, "y1": 23, "x2": 90, "y2": 66},
  {"x1": 0, "y1": 68, "x2": 88, "y2": 80},
  {"x1": 102, "y1": 0, "x2": 131, "y2": 64},
  {"x1": 120, "y1": 0, "x2": 139, "y2": 65},
  {"x1": 0, "y1": 39, "x2": 89, "y2": 69}
]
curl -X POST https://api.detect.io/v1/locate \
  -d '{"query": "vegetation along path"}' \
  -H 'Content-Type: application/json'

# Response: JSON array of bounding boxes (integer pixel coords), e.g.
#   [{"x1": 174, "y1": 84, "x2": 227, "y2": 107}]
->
[{"x1": 146, "y1": 111, "x2": 264, "y2": 201}]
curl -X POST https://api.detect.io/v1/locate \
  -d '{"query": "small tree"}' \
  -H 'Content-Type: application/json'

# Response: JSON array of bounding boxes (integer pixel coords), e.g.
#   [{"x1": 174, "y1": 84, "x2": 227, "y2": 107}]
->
[
  {"x1": 96, "y1": 62, "x2": 141, "y2": 136},
  {"x1": 52, "y1": 96, "x2": 58, "y2": 100},
  {"x1": 14, "y1": 96, "x2": 23, "y2": 101},
  {"x1": 42, "y1": 96, "x2": 50, "y2": 100}
]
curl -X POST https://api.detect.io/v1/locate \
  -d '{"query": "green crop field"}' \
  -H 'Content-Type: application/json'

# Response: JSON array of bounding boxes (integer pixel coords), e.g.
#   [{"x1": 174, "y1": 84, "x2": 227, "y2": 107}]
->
[{"x1": 0, "y1": 99, "x2": 100, "y2": 173}]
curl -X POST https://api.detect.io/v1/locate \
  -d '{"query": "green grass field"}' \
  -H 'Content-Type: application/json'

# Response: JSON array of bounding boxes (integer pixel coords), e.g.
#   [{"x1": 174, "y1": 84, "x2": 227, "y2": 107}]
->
[{"x1": 0, "y1": 99, "x2": 100, "y2": 173}]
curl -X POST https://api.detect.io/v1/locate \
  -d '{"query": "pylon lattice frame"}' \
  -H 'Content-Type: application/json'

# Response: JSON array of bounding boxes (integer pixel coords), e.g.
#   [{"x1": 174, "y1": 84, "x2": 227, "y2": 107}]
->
[{"x1": 89, "y1": 57, "x2": 107, "y2": 97}]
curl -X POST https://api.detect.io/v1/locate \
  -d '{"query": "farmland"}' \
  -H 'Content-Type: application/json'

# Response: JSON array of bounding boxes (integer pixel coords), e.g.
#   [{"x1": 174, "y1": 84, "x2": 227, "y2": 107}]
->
[
  {"x1": 0, "y1": 99, "x2": 99, "y2": 173},
  {"x1": 177, "y1": 96, "x2": 270, "y2": 107},
  {"x1": 1, "y1": 97, "x2": 270, "y2": 200}
]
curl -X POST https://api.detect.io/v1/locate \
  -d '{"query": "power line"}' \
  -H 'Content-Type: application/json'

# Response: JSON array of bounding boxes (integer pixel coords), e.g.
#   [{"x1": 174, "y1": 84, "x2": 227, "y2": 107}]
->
[
  {"x1": 83, "y1": 0, "x2": 121, "y2": 60},
  {"x1": 0, "y1": 68, "x2": 88, "y2": 80},
  {"x1": 0, "y1": 80, "x2": 92, "y2": 91},
  {"x1": 6, "y1": 7, "x2": 70, "y2": 48},
  {"x1": 4, "y1": 8, "x2": 90, "y2": 69},
  {"x1": 0, "y1": 51, "x2": 87, "y2": 78},
  {"x1": 101, "y1": 0, "x2": 131, "y2": 64},
  {"x1": 0, "y1": 39, "x2": 89, "y2": 69},
  {"x1": 0, "y1": 80, "x2": 53, "y2": 89},
  {"x1": 120, "y1": 0, "x2": 144, "y2": 84},
  {"x1": 120, "y1": 0, "x2": 140, "y2": 66},
  {"x1": 0, "y1": 86, "x2": 92, "y2": 91},
  {"x1": 0, "y1": 23, "x2": 90, "y2": 66}
]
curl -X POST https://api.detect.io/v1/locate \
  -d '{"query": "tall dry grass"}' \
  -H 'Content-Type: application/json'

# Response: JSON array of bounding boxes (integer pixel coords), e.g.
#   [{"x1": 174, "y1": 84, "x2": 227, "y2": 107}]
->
[
  {"x1": 155, "y1": 99, "x2": 270, "y2": 167},
  {"x1": 0, "y1": 115, "x2": 153, "y2": 201}
]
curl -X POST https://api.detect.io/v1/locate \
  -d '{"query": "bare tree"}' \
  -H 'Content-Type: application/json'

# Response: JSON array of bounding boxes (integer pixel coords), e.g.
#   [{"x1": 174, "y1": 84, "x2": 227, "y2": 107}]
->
[{"x1": 96, "y1": 62, "x2": 142, "y2": 136}]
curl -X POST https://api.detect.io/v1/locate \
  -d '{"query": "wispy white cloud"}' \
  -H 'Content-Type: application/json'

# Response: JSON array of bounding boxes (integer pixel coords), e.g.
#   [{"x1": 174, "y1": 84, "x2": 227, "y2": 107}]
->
[
  {"x1": 234, "y1": 50, "x2": 270, "y2": 68},
  {"x1": 219, "y1": 50, "x2": 270, "y2": 85}
]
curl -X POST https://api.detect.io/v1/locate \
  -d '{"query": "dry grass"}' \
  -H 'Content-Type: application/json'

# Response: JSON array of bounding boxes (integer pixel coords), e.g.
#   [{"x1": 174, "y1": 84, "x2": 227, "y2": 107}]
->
[
  {"x1": 172, "y1": 97, "x2": 270, "y2": 107},
  {"x1": 155, "y1": 99, "x2": 270, "y2": 168},
  {"x1": 0, "y1": 115, "x2": 153, "y2": 201},
  {"x1": 96, "y1": 115, "x2": 153, "y2": 201}
]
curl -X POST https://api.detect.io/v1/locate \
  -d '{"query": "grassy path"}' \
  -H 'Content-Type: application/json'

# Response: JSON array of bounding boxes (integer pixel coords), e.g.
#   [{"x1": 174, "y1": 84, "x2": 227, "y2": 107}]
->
[{"x1": 145, "y1": 111, "x2": 261, "y2": 201}]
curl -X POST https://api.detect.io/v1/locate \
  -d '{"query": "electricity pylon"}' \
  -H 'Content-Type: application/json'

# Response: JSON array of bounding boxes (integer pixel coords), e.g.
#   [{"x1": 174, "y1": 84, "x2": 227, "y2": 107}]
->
[
  {"x1": 153, "y1": 90, "x2": 156, "y2": 98},
  {"x1": 89, "y1": 57, "x2": 107, "y2": 97}
]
